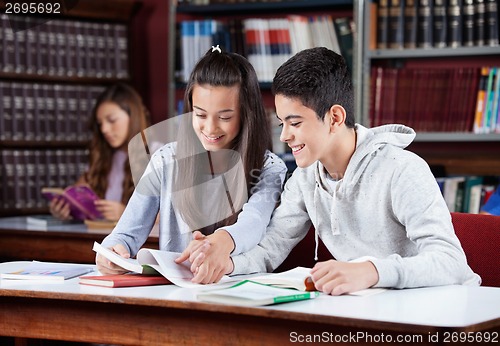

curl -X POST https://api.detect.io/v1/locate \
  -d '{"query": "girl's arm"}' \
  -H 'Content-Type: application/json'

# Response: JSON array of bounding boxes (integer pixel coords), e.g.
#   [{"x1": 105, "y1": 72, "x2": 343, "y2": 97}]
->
[
  {"x1": 221, "y1": 152, "x2": 288, "y2": 255},
  {"x1": 100, "y1": 150, "x2": 164, "y2": 257}
]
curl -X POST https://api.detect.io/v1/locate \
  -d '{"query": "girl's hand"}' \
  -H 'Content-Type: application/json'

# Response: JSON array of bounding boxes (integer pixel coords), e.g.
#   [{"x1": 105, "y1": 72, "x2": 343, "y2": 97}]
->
[
  {"x1": 176, "y1": 231, "x2": 208, "y2": 264},
  {"x1": 49, "y1": 197, "x2": 72, "y2": 220},
  {"x1": 95, "y1": 243, "x2": 130, "y2": 275},
  {"x1": 94, "y1": 200, "x2": 126, "y2": 221},
  {"x1": 176, "y1": 230, "x2": 235, "y2": 284},
  {"x1": 310, "y1": 260, "x2": 379, "y2": 296}
]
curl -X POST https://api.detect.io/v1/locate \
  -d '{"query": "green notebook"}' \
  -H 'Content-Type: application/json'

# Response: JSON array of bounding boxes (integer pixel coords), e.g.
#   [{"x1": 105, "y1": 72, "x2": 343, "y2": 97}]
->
[{"x1": 197, "y1": 280, "x2": 320, "y2": 307}]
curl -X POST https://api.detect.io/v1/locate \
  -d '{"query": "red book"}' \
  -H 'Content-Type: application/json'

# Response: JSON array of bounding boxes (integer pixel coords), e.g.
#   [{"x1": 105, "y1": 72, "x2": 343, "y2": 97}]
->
[{"x1": 79, "y1": 274, "x2": 171, "y2": 288}]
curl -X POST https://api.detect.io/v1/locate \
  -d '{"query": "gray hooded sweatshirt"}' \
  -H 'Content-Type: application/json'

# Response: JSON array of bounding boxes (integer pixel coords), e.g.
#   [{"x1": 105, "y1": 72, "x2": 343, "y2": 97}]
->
[{"x1": 232, "y1": 124, "x2": 481, "y2": 288}]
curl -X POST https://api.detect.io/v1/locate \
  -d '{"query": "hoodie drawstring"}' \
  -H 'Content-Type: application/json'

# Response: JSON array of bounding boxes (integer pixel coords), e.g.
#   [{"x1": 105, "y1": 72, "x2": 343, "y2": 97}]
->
[
  {"x1": 314, "y1": 226, "x2": 319, "y2": 261},
  {"x1": 314, "y1": 183, "x2": 319, "y2": 261}
]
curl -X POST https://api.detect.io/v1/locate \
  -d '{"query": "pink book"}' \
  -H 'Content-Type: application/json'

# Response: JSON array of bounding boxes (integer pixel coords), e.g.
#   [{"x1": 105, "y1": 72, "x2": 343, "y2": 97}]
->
[{"x1": 41, "y1": 185, "x2": 103, "y2": 221}]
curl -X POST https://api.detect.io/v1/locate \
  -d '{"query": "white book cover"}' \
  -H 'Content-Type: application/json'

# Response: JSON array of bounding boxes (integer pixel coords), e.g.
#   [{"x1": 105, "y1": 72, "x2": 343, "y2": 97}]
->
[{"x1": 0, "y1": 261, "x2": 93, "y2": 281}]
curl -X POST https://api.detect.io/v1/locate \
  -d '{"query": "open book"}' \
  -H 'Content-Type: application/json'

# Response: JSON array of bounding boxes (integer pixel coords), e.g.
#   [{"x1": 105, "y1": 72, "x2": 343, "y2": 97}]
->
[
  {"x1": 197, "y1": 280, "x2": 320, "y2": 307},
  {"x1": 42, "y1": 186, "x2": 103, "y2": 221},
  {"x1": 92, "y1": 242, "x2": 234, "y2": 288},
  {"x1": 251, "y1": 267, "x2": 316, "y2": 291}
]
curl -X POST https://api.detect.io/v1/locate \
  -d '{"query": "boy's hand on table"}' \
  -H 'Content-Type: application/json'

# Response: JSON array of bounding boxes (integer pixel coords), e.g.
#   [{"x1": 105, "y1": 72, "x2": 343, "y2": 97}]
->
[{"x1": 310, "y1": 260, "x2": 379, "y2": 296}]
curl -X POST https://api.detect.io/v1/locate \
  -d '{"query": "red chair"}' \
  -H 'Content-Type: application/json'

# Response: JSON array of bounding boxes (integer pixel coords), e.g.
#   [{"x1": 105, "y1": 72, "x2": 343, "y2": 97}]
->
[
  {"x1": 277, "y1": 213, "x2": 500, "y2": 287},
  {"x1": 451, "y1": 212, "x2": 500, "y2": 287}
]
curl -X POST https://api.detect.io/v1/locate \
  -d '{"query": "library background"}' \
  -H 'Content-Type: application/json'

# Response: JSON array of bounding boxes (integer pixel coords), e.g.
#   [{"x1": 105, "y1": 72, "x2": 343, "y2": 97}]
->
[{"x1": 0, "y1": 0, "x2": 499, "y2": 218}]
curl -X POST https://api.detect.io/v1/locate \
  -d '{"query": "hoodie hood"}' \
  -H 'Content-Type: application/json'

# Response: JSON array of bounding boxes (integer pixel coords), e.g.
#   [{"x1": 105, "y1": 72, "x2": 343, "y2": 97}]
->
[
  {"x1": 315, "y1": 123, "x2": 416, "y2": 194},
  {"x1": 311, "y1": 124, "x2": 416, "y2": 256}
]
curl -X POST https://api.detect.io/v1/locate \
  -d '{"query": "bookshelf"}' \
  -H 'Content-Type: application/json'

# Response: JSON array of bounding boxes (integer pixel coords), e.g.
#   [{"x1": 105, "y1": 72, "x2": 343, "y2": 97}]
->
[
  {"x1": 354, "y1": 0, "x2": 500, "y2": 177},
  {"x1": 0, "y1": 0, "x2": 140, "y2": 217}
]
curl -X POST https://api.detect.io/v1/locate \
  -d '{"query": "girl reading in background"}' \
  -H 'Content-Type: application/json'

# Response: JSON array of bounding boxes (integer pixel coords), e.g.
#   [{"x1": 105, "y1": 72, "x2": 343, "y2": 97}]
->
[
  {"x1": 97, "y1": 48, "x2": 287, "y2": 283},
  {"x1": 50, "y1": 83, "x2": 152, "y2": 221}
]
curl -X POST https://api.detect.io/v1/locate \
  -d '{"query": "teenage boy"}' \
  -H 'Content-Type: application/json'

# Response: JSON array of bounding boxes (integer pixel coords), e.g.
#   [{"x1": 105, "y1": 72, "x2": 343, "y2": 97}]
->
[{"x1": 222, "y1": 47, "x2": 479, "y2": 295}]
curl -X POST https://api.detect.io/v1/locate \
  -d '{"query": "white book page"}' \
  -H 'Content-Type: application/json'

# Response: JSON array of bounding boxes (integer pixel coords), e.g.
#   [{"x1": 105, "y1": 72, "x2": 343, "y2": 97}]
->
[
  {"x1": 92, "y1": 242, "x2": 142, "y2": 273},
  {"x1": 139, "y1": 249, "x2": 236, "y2": 288},
  {"x1": 251, "y1": 267, "x2": 311, "y2": 289},
  {"x1": 137, "y1": 249, "x2": 193, "y2": 287}
]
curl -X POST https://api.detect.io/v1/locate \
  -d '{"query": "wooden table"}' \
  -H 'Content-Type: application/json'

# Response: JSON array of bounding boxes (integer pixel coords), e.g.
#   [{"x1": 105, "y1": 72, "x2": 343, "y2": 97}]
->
[
  {"x1": 0, "y1": 216, "x2": 159, "y2": 263},
  {"x1": 0, "y1": 261, "x2": 499, "y2": 346}
]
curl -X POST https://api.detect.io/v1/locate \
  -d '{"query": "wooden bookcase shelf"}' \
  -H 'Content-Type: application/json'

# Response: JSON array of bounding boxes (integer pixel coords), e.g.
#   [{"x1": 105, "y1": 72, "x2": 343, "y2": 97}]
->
[
  {"x1": 0, "y1": 72, "x2": 131, "y2": 85},
  {"x1": 177, "y1": 0, "x2": 352, "y2": 14},
  {"x1": 368, "y1": 46, "x2": 500, "y2": 59},
  {"x1": 415, "y1": 133, "x2": 500, "y2": 142},
  {"x1": 0, "y1": 141, "x2": 89, "y2": 148}
]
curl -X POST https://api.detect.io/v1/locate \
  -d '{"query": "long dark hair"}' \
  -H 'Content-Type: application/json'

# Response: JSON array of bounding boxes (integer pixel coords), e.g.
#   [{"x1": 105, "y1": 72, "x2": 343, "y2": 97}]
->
[
  {"x1": 86, "y1": 83, "x2": 150, "y2": 203},
  {"x1": 174, "y1": 49, "x2": 272, "y2": 234}
]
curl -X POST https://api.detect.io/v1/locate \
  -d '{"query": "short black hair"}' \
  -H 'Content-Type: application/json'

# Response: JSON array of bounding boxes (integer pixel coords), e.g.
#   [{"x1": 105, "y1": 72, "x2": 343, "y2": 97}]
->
[{"x1": 272, "y1": 47, "x2": 355, "y2": 128}]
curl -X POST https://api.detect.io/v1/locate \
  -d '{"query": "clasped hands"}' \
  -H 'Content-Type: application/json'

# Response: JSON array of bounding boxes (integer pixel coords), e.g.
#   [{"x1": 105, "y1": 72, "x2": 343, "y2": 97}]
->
[{"x1": 175, "y1": 230, "x2": 235, "y2": 284}]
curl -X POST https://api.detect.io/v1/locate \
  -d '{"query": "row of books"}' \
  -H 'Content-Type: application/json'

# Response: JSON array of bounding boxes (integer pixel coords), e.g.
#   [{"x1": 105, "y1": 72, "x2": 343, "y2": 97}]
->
[
  {"x1": 178, "y1": 16, "x2": 353, "y2": 83},
  {"x1": 0, "y1": 14, "x2": 129, "y2": 79},
  {"x1": 473, "y1": 66, "x2": 500, "y2": 134},
  {"x1": 179, "y1": 19, "x2": 224, "y2": 83},
  {"x1": 245, "y1": 16, "x2": 353, "y2": 82},
  {"x1": 373, "y1": 0, "x2": 499, "y2": 50},
  {"x1": 369, "y1": 65, "x2": 500, "y2": 133},
  {"x1": 1, "y1": 149, "x2": 88, "y2": 210},
  {"x1": 436, "y1": 175, "x2": 499, "y2": 213},
  {"x1": 0, "y1": 82, "x2": 105, "y2": 142}
]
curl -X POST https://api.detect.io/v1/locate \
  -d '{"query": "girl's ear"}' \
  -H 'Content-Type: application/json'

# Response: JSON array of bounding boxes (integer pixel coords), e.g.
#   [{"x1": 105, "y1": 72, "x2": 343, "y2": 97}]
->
[{"x1": 328, "y1": 104, "x2": 347, "y2": 131}]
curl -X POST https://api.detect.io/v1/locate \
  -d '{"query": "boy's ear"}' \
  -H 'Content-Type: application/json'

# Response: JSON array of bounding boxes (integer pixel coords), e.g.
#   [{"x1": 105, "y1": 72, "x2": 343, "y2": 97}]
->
[{"x1": 328, "y1": 104, "x2": 347, "y2": 130}]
